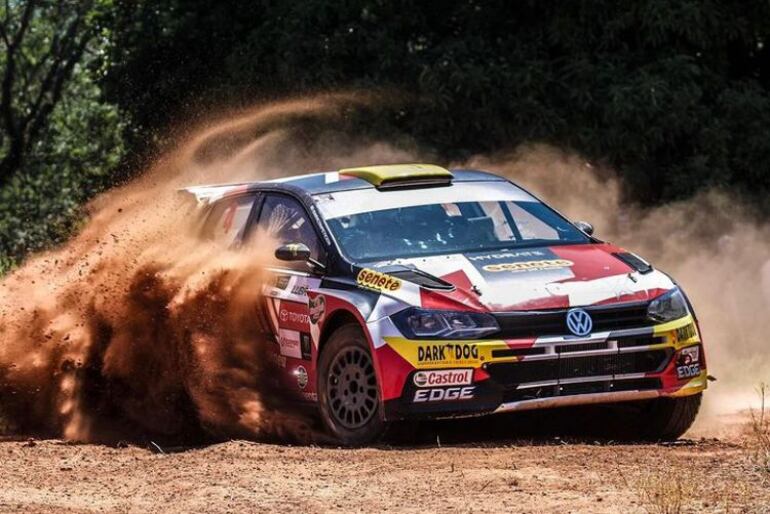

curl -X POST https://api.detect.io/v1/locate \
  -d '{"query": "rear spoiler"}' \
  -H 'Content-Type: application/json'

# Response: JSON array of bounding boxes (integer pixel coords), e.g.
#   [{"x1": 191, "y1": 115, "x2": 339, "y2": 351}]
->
[{"x1": 177, "y1": 182, "x2": 253, "y2": 205}]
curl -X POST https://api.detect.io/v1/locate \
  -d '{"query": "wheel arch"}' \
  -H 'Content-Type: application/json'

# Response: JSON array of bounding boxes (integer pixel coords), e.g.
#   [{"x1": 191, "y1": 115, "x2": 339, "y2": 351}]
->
[{"x1": 318, "y1": 309, "x2": 361, "y2": 356}]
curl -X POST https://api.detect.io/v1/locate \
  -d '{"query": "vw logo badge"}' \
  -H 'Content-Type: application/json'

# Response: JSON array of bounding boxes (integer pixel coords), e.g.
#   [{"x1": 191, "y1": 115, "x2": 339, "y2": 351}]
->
[{"x1": 566, "y1": 308, "x2": 593, "y2": 337}]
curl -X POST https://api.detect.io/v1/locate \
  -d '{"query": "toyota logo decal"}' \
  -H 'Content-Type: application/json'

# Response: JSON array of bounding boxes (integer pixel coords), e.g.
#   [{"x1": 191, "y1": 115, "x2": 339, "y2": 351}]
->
[{"x1": 566, "y1": 308, "x2": 593, "y2": 337}]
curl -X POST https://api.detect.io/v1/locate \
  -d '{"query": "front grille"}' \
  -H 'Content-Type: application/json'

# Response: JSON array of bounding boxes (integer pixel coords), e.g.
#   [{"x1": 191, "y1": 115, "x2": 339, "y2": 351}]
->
[
  {"x1": 485, "y1": 349, "x2": 672, "y2": 387},
  {"x1": 556, "y1": 342, "x2": 606, "y2": 353},
  {"x1": 491, "y1": 347, "x2": 546, "y2": 358},
  {"x1": 501, "y1": 377, "x2": 662, "y2": 403},
  {"x1": 492, "y1": 302, "x2": 652, "y2": 338},
  {"x1": 617, "y1": 335, "x2": 665, "y2": 348}
]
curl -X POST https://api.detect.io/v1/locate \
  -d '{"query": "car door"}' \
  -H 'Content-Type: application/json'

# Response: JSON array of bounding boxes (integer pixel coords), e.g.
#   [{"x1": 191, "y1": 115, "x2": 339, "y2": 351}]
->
[{"x1": 250, "y1": 193, "x2": 326, "y2": 400}]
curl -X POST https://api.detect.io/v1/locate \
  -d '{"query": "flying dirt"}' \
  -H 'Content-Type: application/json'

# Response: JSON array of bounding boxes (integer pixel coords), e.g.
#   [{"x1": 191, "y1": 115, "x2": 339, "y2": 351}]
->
[
  {"x1": 0, "y1": 92, "x2": 768, "y2": 444},
  {"x1": 0, "y1": 93, "x2": 421, "y2": 443}
]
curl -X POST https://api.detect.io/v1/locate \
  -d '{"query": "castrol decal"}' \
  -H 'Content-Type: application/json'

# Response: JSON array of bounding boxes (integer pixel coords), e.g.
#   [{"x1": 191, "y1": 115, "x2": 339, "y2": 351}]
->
[{"x1": 413, "y1": 369, "x2": 473, "y2": 387}]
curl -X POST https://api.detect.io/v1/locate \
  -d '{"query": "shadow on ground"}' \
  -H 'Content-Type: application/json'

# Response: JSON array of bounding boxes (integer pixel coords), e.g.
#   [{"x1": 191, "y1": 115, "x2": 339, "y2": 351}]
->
[
  {"x1": 384, "y1": 402, "x2": 689, "y2": 448},
  {"x1": 1, "y1": 400, "x2": 702, "y2": 451}
]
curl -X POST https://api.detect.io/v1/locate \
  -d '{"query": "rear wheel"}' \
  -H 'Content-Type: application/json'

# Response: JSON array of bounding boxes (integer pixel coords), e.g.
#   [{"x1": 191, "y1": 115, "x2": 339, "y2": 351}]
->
[
  {"x1": 317, "y1": 324, "x2": 386, "y2": 445},
  {"x1": 635, "y1": 393, "x2": 702, "y2": 441}
]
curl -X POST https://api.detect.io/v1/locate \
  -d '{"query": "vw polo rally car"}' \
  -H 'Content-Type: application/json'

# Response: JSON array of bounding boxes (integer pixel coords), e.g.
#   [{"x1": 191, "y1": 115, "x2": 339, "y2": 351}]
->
[{"x1": 183, "y1": 164, "x2": 707, "y2": 445}]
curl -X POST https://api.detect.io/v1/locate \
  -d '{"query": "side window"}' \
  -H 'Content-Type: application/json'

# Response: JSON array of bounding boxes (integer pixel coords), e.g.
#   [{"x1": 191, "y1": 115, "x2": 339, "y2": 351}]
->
[
  {"x1": 203, "y1": 195, "x2": 257, "y2": 246},
  {"x1": 254, "y1": 194, "x2": 324, "y2": 269}
]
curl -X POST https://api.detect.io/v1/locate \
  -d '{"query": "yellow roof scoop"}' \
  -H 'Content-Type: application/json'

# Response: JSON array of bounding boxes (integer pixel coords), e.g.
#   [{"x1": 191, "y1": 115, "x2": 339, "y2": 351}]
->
[{"x1": 339, "y1": 164, "x2": 453, "y2": 188}]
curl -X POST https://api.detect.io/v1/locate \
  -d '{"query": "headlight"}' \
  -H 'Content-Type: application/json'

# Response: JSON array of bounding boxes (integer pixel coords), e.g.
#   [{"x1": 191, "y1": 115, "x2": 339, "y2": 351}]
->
[
  {"x1": 647, "y1": 287, "x2": 690, "y2": 323},
  {"x1": 391, "y1": 308, "x2": 499, "y2": 339}
]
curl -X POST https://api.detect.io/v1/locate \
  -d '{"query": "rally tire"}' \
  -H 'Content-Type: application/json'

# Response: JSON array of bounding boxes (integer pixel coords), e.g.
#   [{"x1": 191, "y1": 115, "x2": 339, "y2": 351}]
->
[
  {"x1": 637, "y1": 393, "x2": 702, "y2": 441},
  {"x1": 317, "y1": 324, "x2": 386, "y2": 446}
]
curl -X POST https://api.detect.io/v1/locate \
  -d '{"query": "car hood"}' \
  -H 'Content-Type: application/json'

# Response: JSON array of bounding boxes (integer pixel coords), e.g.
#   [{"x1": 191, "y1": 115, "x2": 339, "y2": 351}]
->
[{"x1": 377, "y1": 243, "x2": 674, "y2": 311}]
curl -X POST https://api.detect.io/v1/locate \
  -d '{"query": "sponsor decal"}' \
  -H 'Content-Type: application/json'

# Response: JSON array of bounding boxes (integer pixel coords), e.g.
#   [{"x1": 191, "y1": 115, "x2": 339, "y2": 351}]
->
[
  {"x1": 417, "y1": 343, "x2": 480, "y2": 365},
  {"x1": 309, "y1": 295, "x2": 326, "y2": 324},
  {"x1": 413, "y1": 386, "x2": 475, "y2": 403},
  {"x1": 291, "y1": 284, "x2": 307, "y2": 296},
  {"x1": 295, "y1": 365, "x2": 309, "y2": 389},
  {"x1": 467, "y1": 250, "x2": 548, "y2": 262},
  {"x1": 274, "y1": 274, "x2": 291, "y2": 290},
  {"x1": 282, "y1": 243, "x2": 307, "y2": 258},
  {"x1": 482, "y1": 259, "x2": 574, "y2": 273},
  {"x1": 677, "y1": 364, "x2": 700, "y2": 379},
  {"x1": 676, "y1": 346, "x2": 701, "y2": 379},
  {"x1": 279, "y1": 308, "x2": 310, "y2": 326},
  {"x1": 301, "y1": 391, "x2": 318, "y2": 402},
  {"x1": 413, "y1": 369, "x2": 473, "y2": 388},
  {"x1": 356, "y1": 268, "x2": 402, "y2": 293},
  {"x1": 385, "y1": 337, "x2": 505, "y2": 370},
  {"x1": 300, "y1": 332, "x2": 312, "y2": 360},
  {"x1": 222, "y1": 202, "x2": 236, "y2": 233},
  {"x1": 278, "y1": 331, "x2": 302, "y2": 359},
  {"x1": 566, "y1": 308, "x2": 593, "y2": 337},
  {"x1": 467, "y1": 247, "x2": 575, "y2": 287},
  {"x1": 676, "y1": 323, "x2": 697, "y2": 342},
  {"x1": 277, "y1": 301, "x2": 311, "y2": 332}
]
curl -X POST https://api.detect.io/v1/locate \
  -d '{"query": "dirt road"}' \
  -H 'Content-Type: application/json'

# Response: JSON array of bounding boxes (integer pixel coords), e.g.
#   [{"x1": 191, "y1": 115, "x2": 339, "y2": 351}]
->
[{"x1": 0, "y1": 412, "x2": 767, "y2": 513}]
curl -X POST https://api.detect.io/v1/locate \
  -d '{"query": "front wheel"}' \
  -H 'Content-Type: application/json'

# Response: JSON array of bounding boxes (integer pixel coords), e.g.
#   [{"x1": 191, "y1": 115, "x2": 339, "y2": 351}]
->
[
  {"x1": 635, "y1": 393, "x2": 702, "y2": 441},
  {"x1": 317, "y1": 324, "x2": 386, "y2": 445}
]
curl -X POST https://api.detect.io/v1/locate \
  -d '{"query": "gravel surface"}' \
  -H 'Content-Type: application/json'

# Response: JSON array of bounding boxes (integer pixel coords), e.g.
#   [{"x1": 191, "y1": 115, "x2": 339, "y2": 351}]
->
[{"x1": 0, "y1": 415, "x2": 767, "y2": 513}]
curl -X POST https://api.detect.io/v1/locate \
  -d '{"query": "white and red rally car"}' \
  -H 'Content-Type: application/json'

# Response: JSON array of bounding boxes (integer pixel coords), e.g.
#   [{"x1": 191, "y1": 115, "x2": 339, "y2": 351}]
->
[{"x1": 184, "y1": 164, "x2": 707, "y2": 445}]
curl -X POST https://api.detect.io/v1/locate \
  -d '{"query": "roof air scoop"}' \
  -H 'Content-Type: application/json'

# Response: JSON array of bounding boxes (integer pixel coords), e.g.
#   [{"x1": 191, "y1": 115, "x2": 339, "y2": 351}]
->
[{"x1": 339, "y1": 164, "x2": 453, "y2": 189}]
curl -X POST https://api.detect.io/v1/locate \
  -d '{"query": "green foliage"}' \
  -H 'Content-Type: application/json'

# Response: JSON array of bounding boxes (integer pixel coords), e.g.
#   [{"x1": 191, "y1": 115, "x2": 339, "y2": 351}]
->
[
  {"x1": 0, "y1": 1, "x2": 124, "y2": 270},
  {"x1": 0, "y1": 254, "x2": 12, "y2": 276},
  {"x1": 3, "y1": 1, "x2": 770, "y2": 273},
  {"x1": 102, "y1": 0, "x2": 770, "y2": 210},
  {"x1": 0, "y1": 62, "x2": 124, "y2": 265}
]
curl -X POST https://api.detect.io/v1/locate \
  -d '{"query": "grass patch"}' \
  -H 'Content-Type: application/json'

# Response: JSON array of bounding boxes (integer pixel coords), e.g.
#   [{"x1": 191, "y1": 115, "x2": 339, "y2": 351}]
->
[
  {"x1": 636, "y1": 469, "x2": 693, "y2": 514},
  {"x1": 748, "y1": 383, "x2": 770, "y2": 475}
]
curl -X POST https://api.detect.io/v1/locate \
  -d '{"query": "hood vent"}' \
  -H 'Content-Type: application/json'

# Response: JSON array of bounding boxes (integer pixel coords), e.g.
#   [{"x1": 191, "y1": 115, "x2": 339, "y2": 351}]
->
[
  {"x1": 612, "y1": 252, "x2": 653, "y2": 274},
  {"x1": 376, "y1": 265, "x2": 456, "y2": 291}
]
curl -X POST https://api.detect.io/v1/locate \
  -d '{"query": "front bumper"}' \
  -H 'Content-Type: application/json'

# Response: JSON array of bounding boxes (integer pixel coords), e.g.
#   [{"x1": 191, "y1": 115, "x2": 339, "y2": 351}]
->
[{"x1": 375, "y1": 314, "x2": 707, "y2": 421}]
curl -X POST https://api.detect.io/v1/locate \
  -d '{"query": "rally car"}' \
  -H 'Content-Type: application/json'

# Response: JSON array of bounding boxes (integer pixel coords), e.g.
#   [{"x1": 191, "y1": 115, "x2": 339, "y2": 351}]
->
[{"x1": 183, "y1": 164, "x2": 707, "y2": 445}]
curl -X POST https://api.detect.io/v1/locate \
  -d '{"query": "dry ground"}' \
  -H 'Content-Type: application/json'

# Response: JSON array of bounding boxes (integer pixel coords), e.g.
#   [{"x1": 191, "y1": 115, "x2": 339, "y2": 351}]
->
[{"x1": 0, "y1": 413, "x2": 767, "y2": 514}]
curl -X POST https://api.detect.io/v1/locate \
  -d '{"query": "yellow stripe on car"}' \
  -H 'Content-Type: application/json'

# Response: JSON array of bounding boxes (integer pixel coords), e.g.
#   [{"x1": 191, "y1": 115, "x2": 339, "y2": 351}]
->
[
  {"x1": 339, "y1": 163, "x2": 453, "y2": 187},
  {"x1": 652, "y1": 314, "x2": 701, "y2": 349},
  {"x1": 384, "y1": 336, "x2": 512, "y2": 369}
]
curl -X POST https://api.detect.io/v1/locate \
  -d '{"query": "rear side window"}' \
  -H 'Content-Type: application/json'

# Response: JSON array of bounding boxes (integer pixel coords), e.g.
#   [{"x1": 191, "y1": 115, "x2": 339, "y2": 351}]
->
[{"x1": 203, "y1": 195, "x2": 257, "y2": 246}]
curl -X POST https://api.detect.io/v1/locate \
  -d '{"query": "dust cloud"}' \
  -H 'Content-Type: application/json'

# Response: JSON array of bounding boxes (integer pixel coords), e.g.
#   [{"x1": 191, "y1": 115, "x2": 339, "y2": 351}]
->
[
  {"x1": 0, "y1": 93, "x2": 765, "y2": 443},
  {"x1": 0, "y1": 92, "x2": 419, "y2": 443},
  {"x1": 466, "y1": 145, "x2": 770, "y2": 422}
]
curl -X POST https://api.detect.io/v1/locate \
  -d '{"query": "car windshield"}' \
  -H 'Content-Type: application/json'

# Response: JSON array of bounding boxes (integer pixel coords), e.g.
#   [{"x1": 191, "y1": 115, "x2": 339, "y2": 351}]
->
[{"x1": 314, "y1": 181, "x2": 590, "y2": 262}]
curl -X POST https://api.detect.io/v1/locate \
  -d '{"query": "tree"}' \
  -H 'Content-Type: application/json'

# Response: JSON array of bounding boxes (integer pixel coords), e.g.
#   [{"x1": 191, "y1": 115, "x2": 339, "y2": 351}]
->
[
  {"x1": 0, "y1": 0, "x2": 124, "y2": 268},
  {"x1": 0, "y1": 0, "x2": 102, "y2": 185},
  {"x1": 102, "y1": 0, "x2": 770, "y2": 210}
]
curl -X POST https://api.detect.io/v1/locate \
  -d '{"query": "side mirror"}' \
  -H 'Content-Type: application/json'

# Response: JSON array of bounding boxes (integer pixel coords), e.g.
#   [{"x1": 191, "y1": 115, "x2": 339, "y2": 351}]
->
[
  {"x1": 574, "y1": 221, "x2": 594, "y2": 236},
  {"x1": 275, "y1": 242, "x2": 311, "y2": 262}
]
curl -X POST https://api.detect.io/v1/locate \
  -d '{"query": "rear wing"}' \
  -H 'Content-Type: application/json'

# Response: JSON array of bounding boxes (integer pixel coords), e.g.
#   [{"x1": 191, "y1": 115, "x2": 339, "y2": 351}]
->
[{"x1": 177, "y1": 182, "x2": 253, "y2": 206}]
